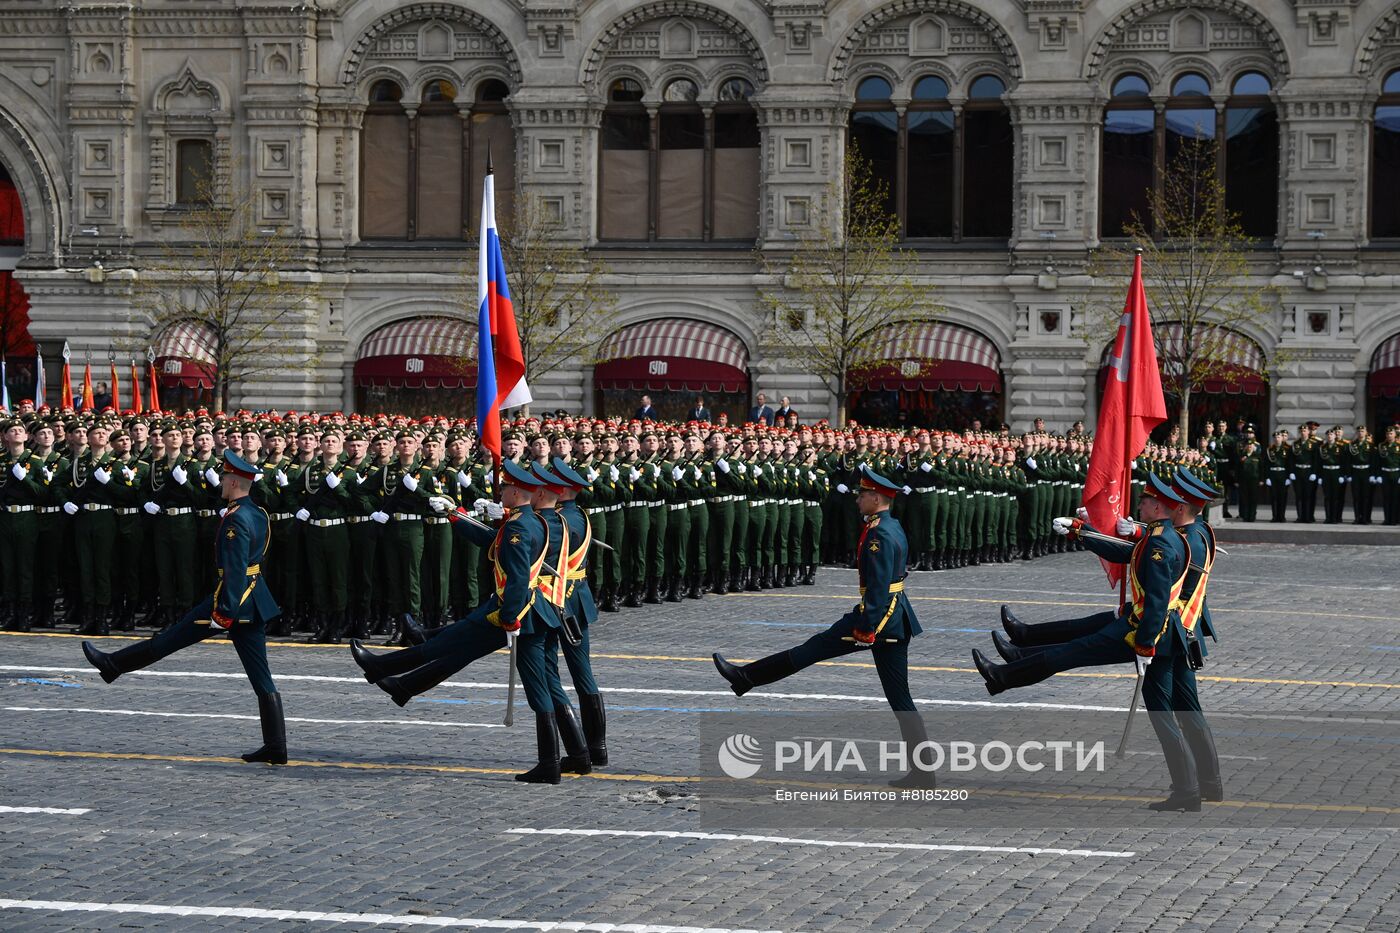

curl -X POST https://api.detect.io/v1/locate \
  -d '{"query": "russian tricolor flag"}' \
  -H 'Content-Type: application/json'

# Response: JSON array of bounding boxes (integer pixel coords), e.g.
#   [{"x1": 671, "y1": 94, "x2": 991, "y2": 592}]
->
[{"x1": 476, "y1": 163, "x2": 530, "y2": 464}]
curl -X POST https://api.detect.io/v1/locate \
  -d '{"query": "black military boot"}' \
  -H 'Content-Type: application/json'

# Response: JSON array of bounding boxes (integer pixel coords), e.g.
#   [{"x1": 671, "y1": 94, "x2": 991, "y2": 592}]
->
[
  {"x1": 516, "y1": 711, "x2": 562, "y2": 785},
  {"x1": 10, "y1": 604, "x2": 33, "y2": 634},
  {"x1": 713, "y1": 571, "x2": 728, "y2": 596},
  {"x1": 803, "y1": 564, "x2": 817, "y2": 585},
  {"x1": 971, "y1": 648, "x2": 1055, "y2": 696},
  {"x1": 241, "y1": 692, "x2": 288, "y2": 765},
  {"x1": 745, "y1": 568, "x2": 760, "y2": 592},
  {"x1": 887, "y1": 711, "x2": 937, "y2": 790},
  {"x1": 991, "y1": 630, "x2": 1038, "y2": 663},
  {"x1": 664, "y1": 576, "x2": 683, "y2": 603},
  {"x1": 82, "y1": 639, "x2": 156, "y2": 684},
  {"x1": 759, "y1": 567, "x2": 774, "y2": 589},
  {"x1": 644, "y1": 577, "x2": 662, "y2": 604},
  {"x1": 578, "y1": 692, "x2": 608, "y2": 766},
  {"x1": 713, "y1": 650, "x2": 797, "y2": 697},
  {"x1": 556, "y1": 703, "x2": 593, "y2": 775},
  {"x1": 686, "y1": 574, "x2": 703, "y2": 600},
  {"x1": 1146, "y1": 790, "x2": 1202, "y2": 812},
  {"x1": 77, "y1": 603, "x2": 101, "y2": 636},
  {"x1": 623, "y1": 583, "x2": 643, "y2": 608},
  {"x1": 308, "y1": 612, "x2": 327, "y2": 643},
  {"x1": 602, "y1": 584, "x2": 621, "y2": 612},
  {"x1": 396, "y1": 613, "x2": 427, "y2": 646}
]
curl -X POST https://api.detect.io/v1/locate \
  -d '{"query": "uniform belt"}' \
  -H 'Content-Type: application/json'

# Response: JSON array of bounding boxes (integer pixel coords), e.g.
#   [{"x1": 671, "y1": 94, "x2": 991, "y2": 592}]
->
[
  {"x1": 423, "y1": 516, "x2": 449, "y2": 525},
  {"x1": 607, "y1": 504, "x2": 622, "y2": 512},
  {"x1": 115, "y1": 507, "x2": 140, "y2": 515},
  {"x1": 217, "y1": 564, "x2": 261, "y2": 577},
  {"x1": 687, "y1": 500, "x2": 705, "y2": 507},
  {"x1": 82, "y1": 503, "x2": 112, "y2": 511},
  {"x1": 1382, "y1": 467, "x2": 1400, "y2": 472},
  {"x1": 308, "y1": 517, "x2": 345, "y2": 527},
  {"x1": 714, "y1": 495, "x2": 733, "y2": 503},
  {"x1": 270, "y1": 512, "x2": 293, "y2": 521},
  {"x1": 345, "y1": 515, "x2": 367, "y2": 524},
  {"x1": 858, "y1": 581, "x2": 905, "y2": 595},
  {"x1": 1322, "y1": 464, "x2": 1342, "y2": 470},
  {"x1": 196, "y1": 509, "x2": 217, "y2": 518},
  {"x1": 39, "y1": 505, "x2": 61, "y2": 514},
  {"x1": 913, "y1": 487, "x2": 934, "y2": 493},
  {"x1": 624, "y1": 501, "x2": 647, "y2": 508},
  {"x1": 4, "y1": 504, "x2": 35, "y2": 513},
  {"x1": 164, "y1": 507, "x2": 193, "y2": 516},
  {"x1": 648, "y1": 500, "x2": 664, "y2": 508},
  {"x1": 668, "y1": 503, "x2": 688, "y2": 511},
  {"x1": 390, "y1": 513, "x2": 422, "y2": 521},
  {"x1": 804, "y1": 500, "x2": 819, "y2": 507}
]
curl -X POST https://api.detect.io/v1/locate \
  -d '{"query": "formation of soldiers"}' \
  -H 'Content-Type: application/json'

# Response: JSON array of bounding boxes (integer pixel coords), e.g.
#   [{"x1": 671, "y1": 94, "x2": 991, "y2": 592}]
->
[{"x1": 3, "y1": 399, "x2": 1395, "y2": 638}]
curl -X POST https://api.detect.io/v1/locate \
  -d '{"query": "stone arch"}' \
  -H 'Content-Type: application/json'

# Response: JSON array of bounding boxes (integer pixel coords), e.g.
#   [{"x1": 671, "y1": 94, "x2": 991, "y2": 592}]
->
[
  {"x1": 151, "y1": 60, "x2": 229, "y2": 114},
  {"x1": 356, "y1": 65, "x2": 413, "y2": 101},
  {"x1": 344, "y1": 295, "x2": 467, "y2": 355},
  {"x1": 1357, "y1": 4, "x2": 1400, "y2": 76},
  {"x1": 1084, "y1": 0, "x2": 1290, "y2": 80},
  {"x1": 603, "y1": 299, "x2": 760, "y2": 361},
  {"x1": 0, "y1": 101, "x2": 62, "y2": 265},
  {"x1": 847, "y1": 61, "x2": 902, "y2": 96},
  {"x1": 339, "y1": 2, "x2": 522, "y2": 88},
  {"x1": 898, "y1": 59, "x2": 959, "y2": 97},
  {"x1": 828, "y1": 0, "x2": 1023, "y2": 84},
  {"x1": 580, "y1": 1, "x2": 770, "y2": 88}
]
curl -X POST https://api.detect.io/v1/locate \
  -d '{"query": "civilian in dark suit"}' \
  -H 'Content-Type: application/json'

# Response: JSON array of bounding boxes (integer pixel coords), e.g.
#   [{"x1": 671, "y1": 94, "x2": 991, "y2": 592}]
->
[
  {"x1": 634, "y1": 395, "x2": 658, "y2": 421},
  {"x1": 748, "y1": 393, "x2": 775, "y2": 426},
  {"x1": 688, "y1": 396, "x2": 711, "y2": 423},
  {"x1": 774, "y1": 396, "x2": 797, "y2": 424}
]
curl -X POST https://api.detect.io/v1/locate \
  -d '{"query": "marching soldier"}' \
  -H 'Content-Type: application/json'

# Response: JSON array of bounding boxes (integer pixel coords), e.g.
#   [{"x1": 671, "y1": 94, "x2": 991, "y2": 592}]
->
[
  {"x1": 713, "y1": 465, "x2": 931, "y2": 788},
  {"x1": 82, "y1": 451, "x2": 288, "y2": 765}
]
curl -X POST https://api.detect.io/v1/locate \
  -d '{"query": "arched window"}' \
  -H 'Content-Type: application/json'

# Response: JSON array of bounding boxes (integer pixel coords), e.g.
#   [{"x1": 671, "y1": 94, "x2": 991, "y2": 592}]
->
[
  {"x1": 1101, "y1": 70, "x2": 1278, "y2": 240},
  {"x1": 598, "y1": 75, "x2": 759, "y2": 242},
  {"x1": 360, "y1": 76, "x2": 515, "y2": 241},
  {"x1": 848, "y1": 72, "x2": 1012, "y2": 241},
  {"x1": 1373, "y1": 70, "x2": 1400, "y2": 239}
]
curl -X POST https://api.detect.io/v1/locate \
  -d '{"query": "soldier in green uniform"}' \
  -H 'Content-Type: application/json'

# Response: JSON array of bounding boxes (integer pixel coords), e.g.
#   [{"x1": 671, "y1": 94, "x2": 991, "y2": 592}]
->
[
  {"x1": 1290, "y1": 424, "x2": 1320, "y2": 523},
  {"x1": 376, "y1": 430, "x2": 438, "y2": 638},
  {"x1": 187, "y1": 425, "x2": 225, "y2": 596},
  {"x1": 417, "y1": 431, "x2": 453, "y2": 628},
  {"x1": 62, "y1": 420, "x2": 121, "y2": 635},
  {"x1": 797, "y1": 444, "x2": 826, "y2": 583},
  {"x1": 1348, "y1": 425, "x2": 1377, "y2": 524},
  {"x1": 443, "y1": 430, "x2": 483, "y2": 619},
  {"x1": 1263, "y1": 429, "x2": 1291, "y2": 521},
  {"x1": 1379, "y1": 425, "x2": 1400, "y2": 525},
  {"x1": 661, "y1": 431, "x2": 690, "y2": 601},
  {"x1": 619, "y1": 432, "x2": 653, "y2": 606},
  {"x1": 1236, "y1": 432, "x2": 1262, "y2": 522},
  {"x1": 683, "y1": 430, "x2": 712, "y2": 599},
  {"x1": 107, "y1": 428, "x2": 151, "y2": 631},
  {"x1": 27, "y1": 421, "x2": 67, "y2": 629},
  {"x1": 0, "y1": 417, "x2": 44, "y2": 631},
  {"x1": 707, "y1": 431, "x2": 740, "y2": 594},
  {"x1": 298, "y1": 429, "x2": 354, "y2": 642},
  {"x1": 1318, "y1": 426, "x2": 1346, "y2": 523}
]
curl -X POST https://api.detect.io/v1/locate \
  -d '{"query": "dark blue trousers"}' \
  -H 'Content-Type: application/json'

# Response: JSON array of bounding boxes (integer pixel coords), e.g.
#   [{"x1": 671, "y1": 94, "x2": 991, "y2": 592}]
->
[{"x1": 111, "y1": 596, "x2": 277, "y2": 696}]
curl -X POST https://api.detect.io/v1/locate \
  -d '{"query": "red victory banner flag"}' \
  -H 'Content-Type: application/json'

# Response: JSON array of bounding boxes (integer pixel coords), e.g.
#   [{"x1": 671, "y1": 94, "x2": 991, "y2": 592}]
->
[
  {"x1": 60, "y1": 341, "x2": 73, "y2": 410},
  {"x1": 147, "y1": 349, "x2": 161, "y2": 413},
  {"x1": 131, "y1": 359, "x2": 143, "y2": 413},
  {"x1": 1082, "y1": 251, "x2": 1167, "y2": 589},
  {"x1": 109, "y1": 358, "x2": 120, "y2": 412},
  {"x1": 81, "y1": 357, "x2": 94, "y2": 411}
]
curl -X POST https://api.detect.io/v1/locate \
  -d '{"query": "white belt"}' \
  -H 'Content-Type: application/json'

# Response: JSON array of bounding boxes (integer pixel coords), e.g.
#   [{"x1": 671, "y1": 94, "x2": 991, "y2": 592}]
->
[
  {"x1": 4, "y1": 504, "x2": 35, "y2": 513},
  {"x1": 270, "y1": 512, "x2": 294, "y2": 521},
  {"x1": 624, "y1": 501, "x2": 648, "y2": 508},
  {"x1": 40, "y1": 506, "x2": 61, "y2": 514},
  {"x1": 607, "y1": 504, "x2": 622, "y2": 512},
  {"x1": 115, "y1": 507, "x2": 140, "y2": 515},
  {"x1": 391, "y1": 513, "x2": 422, "y2": 521},
  {"x1": 648, "y1": 500, "x2": 664, "y2": 508},
  {"x1": 196, "y1": 509, "x2": 217, "y2": 517},
  {"x1": 345, "y1": 516, "x2": 367, "y2": 524},
  {"x1": 423, "y1": 516, "x2": 449, "y2": 525},
  {"x1": 308, "y1": 517, "x2": 345, "y2": 527},
  {"x1": 913, "y1": 487, "x2": 934, "y2": 494},
  {"x1": 668, "y1": 503, "x2": 688, "y2": 511},
  {"x1": 687, "y1": 500, "x2": 705, "y2": 507},
  {"x1": 749, "y1": 501, "x2": 765, "y2": 508},
  {"x1": 804, "y1": 500, "x2": 819, "y2": 507},
  {"x1": 164, "y1": 506, "x2": 192, "y2": 516},
  {"x1": 83, "y1": 503, "x2": 112, "y2": 511}
]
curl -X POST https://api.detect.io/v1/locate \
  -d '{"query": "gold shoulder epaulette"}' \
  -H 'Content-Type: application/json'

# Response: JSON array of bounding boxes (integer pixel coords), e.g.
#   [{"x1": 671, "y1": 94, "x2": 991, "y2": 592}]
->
[{"x1": 1151, "y1": 524, "x2": 1165, "y2": 536}]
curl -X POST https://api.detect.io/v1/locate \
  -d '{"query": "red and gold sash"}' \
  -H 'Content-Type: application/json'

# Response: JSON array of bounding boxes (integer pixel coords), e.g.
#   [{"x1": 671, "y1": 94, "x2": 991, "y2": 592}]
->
[
  {"x1": 1176, "y1": 522, "x2": 1216, "y2": 633},
  {"x1": 490, "y1": 516, "x2": 549, "y2": 626},
  {"x1": 1127, "y1": 527, "x2": 1190, "y2": 645}
]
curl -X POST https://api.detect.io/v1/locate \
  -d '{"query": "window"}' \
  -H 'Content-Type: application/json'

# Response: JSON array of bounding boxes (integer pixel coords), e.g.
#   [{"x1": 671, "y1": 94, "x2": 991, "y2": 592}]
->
[
  {"x1": 598, "y1": 76, "x2": 759, "y2": 242},
  {"x1": 1101, "y1": 70, "x2": 1277, "y2": 240},
  {"x1": 359, "y1": 77, "x2": 515, "y2": 241},
  {"x1": 175, "y1": 139, "x2": 213, "y2": 206},
  {"x1": 1373, "y1": 70, "x2": 1400, "y2": 239},
  {"x1": 848, "y1": 72, "x2": 1011, "y2": 242}
]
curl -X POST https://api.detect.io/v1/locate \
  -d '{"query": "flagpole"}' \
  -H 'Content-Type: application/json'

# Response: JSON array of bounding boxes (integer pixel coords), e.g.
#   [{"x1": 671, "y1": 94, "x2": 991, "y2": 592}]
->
[{"x1": 1119, "y1": 249, "x2": 1143, "y2": 613}]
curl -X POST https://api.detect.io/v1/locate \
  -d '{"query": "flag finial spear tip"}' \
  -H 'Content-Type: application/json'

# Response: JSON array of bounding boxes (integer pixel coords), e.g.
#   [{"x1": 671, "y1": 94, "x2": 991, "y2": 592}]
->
[
  {"x1": 1133, "y1": 246, "x2": 1144, "y2": 255},
  {"x1": 486, "y1": 141, "x2": 494, "y2": 175}
]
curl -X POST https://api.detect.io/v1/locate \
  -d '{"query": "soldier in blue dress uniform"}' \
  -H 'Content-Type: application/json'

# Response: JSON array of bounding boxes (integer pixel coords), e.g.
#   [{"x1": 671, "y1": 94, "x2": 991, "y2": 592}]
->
[
  {"x1": 81, "y1": 451, "x2": 288, "y2": 765},
  {"x1": 349, "y1": 459, "x2": 582, "y2": 784},
  {"x1": 713, "y1": 465, "x2": 931, "y2": 787}
]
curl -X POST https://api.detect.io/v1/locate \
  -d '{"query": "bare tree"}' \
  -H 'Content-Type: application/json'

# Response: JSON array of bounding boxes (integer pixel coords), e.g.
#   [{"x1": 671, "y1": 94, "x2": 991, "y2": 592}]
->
[
  {"x1": 756, "y1": 149, "x2": 930, "y2": 426},
  {"x1": 133, "y1": 169, "x2": 318, "y2": 410},
  {"x1": 1088, "y1": 138, "x2": 1278, "y2": 441},
  {"x1": 449, "y1": 193, "x2": 613, "y2": 417}
]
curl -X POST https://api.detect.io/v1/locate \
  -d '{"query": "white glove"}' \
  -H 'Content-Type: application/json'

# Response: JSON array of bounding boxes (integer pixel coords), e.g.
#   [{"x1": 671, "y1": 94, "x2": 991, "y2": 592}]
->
[
  {"x1": 1316, "y1": 476, "x2": 1323, "y2": 485},
  {"x1": 629, "y1": 468, "x2": 641, "y2": 482},
  {"x1": 902, "y1": 485, "x2": 912, "y2": 495},
  {"x1": 1130, "y1": 459, "x2": 1138, "y2": 469},
  {"x1": 1115, "y1": 516, "x2": 1137, "y2": 536},
  {"x1": 357, "y1": 470, "x2": 370, "y2": 485},
  {"x1": 428, "y1": 495, "x2": 453, "y2": 514},
  {"x1": 63, "y1": 501, "x2": 79, "y2": 515},
  {"x1": 717, "y1": 459, "x2": 730, "y2": 474},
  {"x1": 370, "y1": 510, "x2": 389, "y2": 524},
  {"x1": 651, "y1": 465, "x2": 660, "y2": 480},
  {"x1": 753, "y1": 465, "x2": 763, "y2": 478},
  {"x1": 41, "y1": 467, "x2": 53, "y2": 483},
  {"x1": 1208, "y1": 441, "x2": 1215, "y2": 450},
  {"x1": 1076, "y1": 506, "x2": 1090, "y2": 522},
  {"x1": 1052, "y1": 517, "x2": 1074, "y2": 536},
  {"x1": 324, "y1": 471, "x2": 340, "y2": 490},
  {"x1": 121, "y1": 465, "x2": 134, "y2": 482},
  {"x1": 481, "y1": 500, "x2": 505, "y2": 521},
  {"x1": 808, "y1": 471, "x2": 817, "y2": 482},
  {"x1": 836, "y1": 483, "x2": 849, "y2": 494},
  {"x1": 218, "y1": 507, "x2": 228, "y2": 518},
  {"x1": 204, "y1": 467, "x2": 219, "y2": 486},
  {"x1": 1374, "y1": 476, "x2": 1383, "y2": 485},
  {"x1": 1286, "y1": 477, "x2": 1293, "y2": 486},
  {"x1": 586, "y1": 468, "x2": 599, "y2": 483},
  {"x1": 275, "y1": 469, "x2": 288, "y2": 488},
  {"x1": 920, "y1": 461, "x2": 933, "y2": 473},
  {"x1": 1265, "y1": 479, "x2": 1272, "y2": 487},
  {"x1": 457, "y1": 470, "x2": 471, "y2": 488},
  {"x1": 10, "y1": 462, "x2": 25, "y2": 479},
  {"x1": 143, "y1": 501, "x2": 161, "y2": 515},
  {"x1": 671, "y1": 466, "x2": 683, "y2": 481},
  {"x1": 93, "y1": 466, "x2": 111, "y2": 485},
  {"x1": 1135, "y1": 654, "x2": 1152, "y2": 676},
  {"x1": 1025, "y1": 457, "x2": 1037, "y2": 469},
  {"x1": 1308, "y1": 474, "x2": 1316, "y2": 482},
  {"x1": 609, "y1": 465, "x2": 619, "y2": 483},
  {"x1": 737, "y1": 462, "x2": 748, "y2": 475},
  {"x1": 1289, "y1": 473, "x2": 1296, "y2": 481},
  {"x1": 295, "y1": 508, "x2": 311, "y2": 522},
  {"x1": 401, "y1": 473, "x2": 418, "y2": 492}
]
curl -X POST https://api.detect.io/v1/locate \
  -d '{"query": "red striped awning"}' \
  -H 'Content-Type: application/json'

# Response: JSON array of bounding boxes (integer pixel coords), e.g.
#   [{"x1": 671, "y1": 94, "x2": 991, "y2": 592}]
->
[
  {"x1": 1370, "y1": 332, "x2": 1400, "y2": 398},
  {"x1": 1099, "y1": 323, "x2": 1268, "y2": 396},
  {"x1": 853, "y1": 322, "x2": 1002, "y2": 392},
  {"x1": 593, "y1": 319, "x2": 750, "y2": 392},
  {"x1": 354, "y1": 317, "x2": 477, "y2": 389},
  {"x1": 154, "y1": 320, "x2": 217, "y2": 389}
]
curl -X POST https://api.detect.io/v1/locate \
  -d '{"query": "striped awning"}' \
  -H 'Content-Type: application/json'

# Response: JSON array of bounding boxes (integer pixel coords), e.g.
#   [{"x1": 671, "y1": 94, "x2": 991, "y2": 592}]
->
[
  {"x1": 354, "y1": 317, "x2": 477, "y2": 389},
  {"x1": 1370, "y1": 332, "x2": 1400, "y2": 398},
  {"x1": 593, "y1": 319, "x2": 750, "y2": 392},
  {"x1": 154, "y1": 320, "x2": 217, "y2": 389},
  {"x1": 1099, "y1": 323, "x2": 1268, "y2": 396},
  {"x1": 852, "y1": 322, "x2": 1002, "y2": 392}
]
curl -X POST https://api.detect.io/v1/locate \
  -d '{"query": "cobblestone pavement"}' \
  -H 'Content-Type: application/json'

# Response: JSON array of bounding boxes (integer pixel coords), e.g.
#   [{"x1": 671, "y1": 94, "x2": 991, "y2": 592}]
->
[{"x1": 2, "y1": 544, "x2": 1399, "y2": 931}]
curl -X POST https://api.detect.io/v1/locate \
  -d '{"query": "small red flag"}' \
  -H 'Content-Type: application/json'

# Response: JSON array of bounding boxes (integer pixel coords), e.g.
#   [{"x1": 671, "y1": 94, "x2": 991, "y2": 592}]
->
[
  {"x1": 147, "y1": 360, "x2": 161, "y2": 413},
  {"x1": 60, "y1": 342, "x2": 73, "y2": 409},
  {"x1": 81, "y1": 361, "x2": 94, "y2": 411},
  {"x1": 1083, "y1": 253, "x2": 1167, "y2": 589},
  {"x1": 131, "y1": 361, "x2": 143, "y2": 413},
  {"x1": 109, "y1": 359, "x2": 120, "y2": 412}
]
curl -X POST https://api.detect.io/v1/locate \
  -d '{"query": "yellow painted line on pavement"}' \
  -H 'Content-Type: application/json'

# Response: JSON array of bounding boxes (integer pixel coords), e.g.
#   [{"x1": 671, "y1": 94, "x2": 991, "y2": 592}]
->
[
  {"x1": 4, "y1": 747, "x2": 1395, "y2": 816},
  {"x1": 6, "y1": 632, "x2": 1398, "y2": 690}
]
